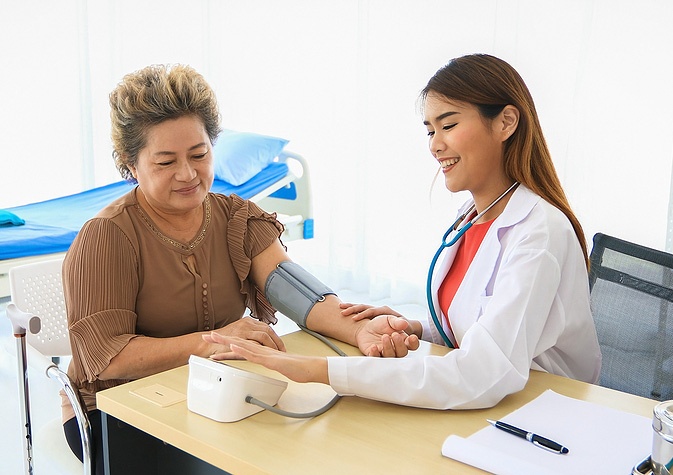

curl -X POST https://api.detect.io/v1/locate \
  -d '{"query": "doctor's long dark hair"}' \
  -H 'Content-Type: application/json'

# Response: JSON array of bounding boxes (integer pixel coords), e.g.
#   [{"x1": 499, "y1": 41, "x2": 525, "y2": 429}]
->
[{"x1": 420, "y1": 54, "x2": 589, "y2": 267}]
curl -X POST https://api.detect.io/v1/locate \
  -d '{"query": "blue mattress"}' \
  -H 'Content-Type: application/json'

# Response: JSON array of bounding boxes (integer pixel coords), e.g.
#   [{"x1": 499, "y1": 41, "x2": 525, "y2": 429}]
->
[{"x1": 1, "y1": 162, "x2": 289, "y2": 260}]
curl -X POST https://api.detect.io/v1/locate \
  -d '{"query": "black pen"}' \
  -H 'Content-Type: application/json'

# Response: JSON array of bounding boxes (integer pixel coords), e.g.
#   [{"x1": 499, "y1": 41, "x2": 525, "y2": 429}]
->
[{"x1": 486, "y1": 419, "x2": 569, "y2": 455}]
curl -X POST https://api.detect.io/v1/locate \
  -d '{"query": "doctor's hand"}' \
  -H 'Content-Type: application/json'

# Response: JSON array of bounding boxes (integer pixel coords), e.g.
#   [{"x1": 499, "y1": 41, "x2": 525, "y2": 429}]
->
[
  {"x1": 340, "y1": 302, "x2": 405, "y2": 322},
  {"x1": 355, "y1": 315, "x2": 420, "y2": 357},
  {"x1": 204, "y1": 333, "x2": 329, "y2": 384}
]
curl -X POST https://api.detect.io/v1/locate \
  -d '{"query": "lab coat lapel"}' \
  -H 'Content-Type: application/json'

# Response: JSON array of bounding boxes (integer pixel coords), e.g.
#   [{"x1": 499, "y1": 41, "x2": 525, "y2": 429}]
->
[
  {"x1": 464, "y1": 185, "x2": 539, "y2": 294},
  {"x1": 448, "y1": 186, "x2": 539, "y2": 334}
]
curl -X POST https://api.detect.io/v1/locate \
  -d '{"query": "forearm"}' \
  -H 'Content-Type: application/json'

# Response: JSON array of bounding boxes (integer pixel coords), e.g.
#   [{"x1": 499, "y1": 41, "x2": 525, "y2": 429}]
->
[
  {"x1": 304, "y1": 295, "x2": 367, "y2": 347},
  {"x1": 99, "y1": 331, "x2": 211, "y2": 381}
]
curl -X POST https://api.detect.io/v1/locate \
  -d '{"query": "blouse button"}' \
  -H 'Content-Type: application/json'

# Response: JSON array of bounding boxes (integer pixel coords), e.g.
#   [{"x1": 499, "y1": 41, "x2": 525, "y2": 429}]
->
[{"x1": 203, "y1": 283, "x2": 208, "y2": 289}]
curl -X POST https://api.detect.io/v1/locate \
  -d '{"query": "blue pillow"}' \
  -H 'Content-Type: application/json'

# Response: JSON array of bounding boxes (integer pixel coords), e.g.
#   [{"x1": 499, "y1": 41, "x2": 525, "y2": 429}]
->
[
  {"x1": 213, "y1": 130, "x2": 289, "y2": 186},
  {"x1": 0, "y1": 209, "x2": 25, "y2": 227}
]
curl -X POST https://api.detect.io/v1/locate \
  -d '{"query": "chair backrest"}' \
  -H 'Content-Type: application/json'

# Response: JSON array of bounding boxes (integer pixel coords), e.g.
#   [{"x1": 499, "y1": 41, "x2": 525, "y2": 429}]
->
[
  {"x1": 589, "y1": 232, "x2": 673, "y2": 400},
  {"x1": 9, "y1": 257, "x2": 71, "y2": 357}
]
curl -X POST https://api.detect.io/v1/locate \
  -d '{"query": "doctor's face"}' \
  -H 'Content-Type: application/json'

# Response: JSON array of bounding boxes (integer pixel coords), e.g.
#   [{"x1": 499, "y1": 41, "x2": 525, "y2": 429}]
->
[
  {"x1": 423, "y1": 92, "x2": 508, "y2": 198},
  {"x1": 130, "y1": 115, "x2": 215, "y2": 216}
]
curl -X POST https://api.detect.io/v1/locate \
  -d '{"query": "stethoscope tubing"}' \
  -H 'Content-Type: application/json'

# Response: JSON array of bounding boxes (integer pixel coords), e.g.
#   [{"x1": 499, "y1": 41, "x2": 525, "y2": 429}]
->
[
  {"x1": 426, "y1": 182, "x2": 519, "y2": 349},
  {"x1": 426, "y1": 245, "x2": 458, "y2": 348}
]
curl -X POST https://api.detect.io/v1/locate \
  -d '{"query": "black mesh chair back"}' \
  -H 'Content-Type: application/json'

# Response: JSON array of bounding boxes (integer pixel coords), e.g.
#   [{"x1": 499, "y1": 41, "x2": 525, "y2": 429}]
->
[{"x1": 589, "y1": 232, "x2": 673, "y2": 400}]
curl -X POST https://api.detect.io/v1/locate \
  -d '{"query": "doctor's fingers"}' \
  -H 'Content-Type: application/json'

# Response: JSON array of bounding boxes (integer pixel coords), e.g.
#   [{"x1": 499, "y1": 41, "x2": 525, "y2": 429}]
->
[
  {"x1": 201, "y1": 333, "x2": 241, "y2": 360},
  {"x1": 208, "y1": 350, "x2": 244, "y2": 361},
  {"x1": 348, "y1": 305, "x2": 403, "y2": 322},
  {"x1": 393, "y1": 330, "x2": 419, "y2": 352},
  {"x1": 340, "y1": 302, "x2": 373, "y2": 317},
  {"x1": 388, "y1": 331, "x2": 420, "y2": 355},
  {"x1": 205, "y1": 333, "x2": 281, "y2": 360},
  {"x1": 366, "y1": 332, "x2": 412, "y2": 358}
]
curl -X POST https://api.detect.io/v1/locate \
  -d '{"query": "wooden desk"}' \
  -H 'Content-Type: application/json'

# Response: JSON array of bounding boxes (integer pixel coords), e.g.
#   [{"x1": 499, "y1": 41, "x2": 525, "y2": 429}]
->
[{"x1": 97, "y1": 331, "x2": 657, "y2": 474}]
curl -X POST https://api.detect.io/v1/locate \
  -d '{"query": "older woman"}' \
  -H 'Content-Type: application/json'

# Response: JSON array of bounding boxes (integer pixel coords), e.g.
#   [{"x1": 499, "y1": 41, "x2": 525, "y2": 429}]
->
[{"x1": 62, "y1": 64, "x2": 418, "y2": 473}]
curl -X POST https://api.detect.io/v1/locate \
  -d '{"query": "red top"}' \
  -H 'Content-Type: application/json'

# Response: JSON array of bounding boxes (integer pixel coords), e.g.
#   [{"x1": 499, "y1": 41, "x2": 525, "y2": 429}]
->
[{"x1": 438, "y1": 218, "x2": 494, "y2": 346}]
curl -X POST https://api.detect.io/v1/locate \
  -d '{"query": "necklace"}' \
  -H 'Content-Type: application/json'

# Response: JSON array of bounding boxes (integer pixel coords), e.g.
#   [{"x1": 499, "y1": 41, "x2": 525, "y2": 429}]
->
[{"x1": 135, "y1": 195, "x2": 211, "y2": 251}]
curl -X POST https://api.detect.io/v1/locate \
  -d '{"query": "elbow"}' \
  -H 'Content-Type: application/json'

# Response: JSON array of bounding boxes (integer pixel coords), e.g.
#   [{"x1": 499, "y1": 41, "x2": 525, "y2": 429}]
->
[
  {"x1": 452, "y1": 368, "x2": 529, "y2": 410},
  {"x1": 96, "y1": 363, "x2": 117, "y2": 381}
]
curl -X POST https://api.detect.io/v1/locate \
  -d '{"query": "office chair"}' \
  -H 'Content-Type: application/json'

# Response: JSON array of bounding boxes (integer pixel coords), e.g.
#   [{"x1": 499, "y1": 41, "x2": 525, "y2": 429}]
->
[
  {"x1": 589, "y1": 232, "x2": 673, "y2": 401},
  {"x1": 5, "y1": 257, "x2": 92, "y2": 475}
]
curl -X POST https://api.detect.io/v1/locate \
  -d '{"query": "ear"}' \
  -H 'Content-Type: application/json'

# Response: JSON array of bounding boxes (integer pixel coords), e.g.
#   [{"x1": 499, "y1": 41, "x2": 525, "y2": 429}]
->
[
  {"x1": 128, "y1": 162, "x2": 138, "y2": 180},
  {"x1": 499, "y1": 105, "x2": 520, "y2": 141}
]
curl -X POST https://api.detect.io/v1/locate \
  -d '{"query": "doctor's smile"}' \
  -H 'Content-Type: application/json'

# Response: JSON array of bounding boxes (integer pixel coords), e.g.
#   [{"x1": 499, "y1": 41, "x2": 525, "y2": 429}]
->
[{"x1": 439, "y1": 157, "x2": 460, "y2": 170}]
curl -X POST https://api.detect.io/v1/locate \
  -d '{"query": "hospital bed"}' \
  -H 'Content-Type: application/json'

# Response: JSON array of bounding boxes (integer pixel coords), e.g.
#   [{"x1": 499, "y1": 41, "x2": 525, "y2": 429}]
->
[{"x1": 0, "y1": 150, "x2": 313, "y2": 299}]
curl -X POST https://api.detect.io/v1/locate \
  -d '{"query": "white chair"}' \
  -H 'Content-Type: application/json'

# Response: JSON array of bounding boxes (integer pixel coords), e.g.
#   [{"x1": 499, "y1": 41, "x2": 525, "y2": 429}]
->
[{"x1": 5, "y1": 257, "x2": 92, "y2": 474}]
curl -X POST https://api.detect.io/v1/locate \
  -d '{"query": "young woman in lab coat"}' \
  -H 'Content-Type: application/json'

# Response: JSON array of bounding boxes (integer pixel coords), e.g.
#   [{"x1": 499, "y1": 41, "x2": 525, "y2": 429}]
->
[{"x1": 205, "y1": 54, "x2": 602, "y2": 410}]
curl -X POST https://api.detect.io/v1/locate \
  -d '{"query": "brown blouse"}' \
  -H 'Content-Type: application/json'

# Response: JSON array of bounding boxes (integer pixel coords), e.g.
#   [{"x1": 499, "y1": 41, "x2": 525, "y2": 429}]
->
[{"x1": 61, "y1": 188, "x2": 283, "y2": 422}]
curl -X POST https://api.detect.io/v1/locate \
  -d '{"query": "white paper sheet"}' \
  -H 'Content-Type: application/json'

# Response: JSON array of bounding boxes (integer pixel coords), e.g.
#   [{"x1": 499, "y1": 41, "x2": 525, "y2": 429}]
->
[{"x1": 442, "y1": 389, "x2": 652, "y2": 474}]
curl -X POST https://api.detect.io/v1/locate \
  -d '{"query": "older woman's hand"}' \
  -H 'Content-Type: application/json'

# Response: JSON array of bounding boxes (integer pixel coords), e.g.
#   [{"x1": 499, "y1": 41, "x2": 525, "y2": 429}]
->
[{"x1": 206, "y1": 317, "x2": 286, "y2": 357}]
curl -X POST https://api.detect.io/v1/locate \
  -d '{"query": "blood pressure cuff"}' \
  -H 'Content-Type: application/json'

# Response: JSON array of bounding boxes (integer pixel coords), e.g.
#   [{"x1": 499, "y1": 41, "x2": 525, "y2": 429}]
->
[{"x1": 264, "y1": 261, "x2": 336, "y2": 327}]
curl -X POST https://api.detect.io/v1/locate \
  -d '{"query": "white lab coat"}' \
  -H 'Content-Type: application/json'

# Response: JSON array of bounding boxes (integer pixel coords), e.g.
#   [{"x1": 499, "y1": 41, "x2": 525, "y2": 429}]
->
[{"x1": 327, "y1": 185, "x2": 601, "y2": 410}]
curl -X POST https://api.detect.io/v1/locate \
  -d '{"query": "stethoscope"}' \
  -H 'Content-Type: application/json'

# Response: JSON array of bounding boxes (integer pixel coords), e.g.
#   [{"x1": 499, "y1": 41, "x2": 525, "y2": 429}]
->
[{"x1": 426, "y1": 181, "x2": 519, "y2": 348}]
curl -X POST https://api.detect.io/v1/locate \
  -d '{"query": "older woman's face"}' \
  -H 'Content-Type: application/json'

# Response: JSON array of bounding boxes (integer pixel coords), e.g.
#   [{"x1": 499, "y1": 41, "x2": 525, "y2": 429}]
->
[{"x1": 130, "y1": 115, "x2": 214, "y2": 216}]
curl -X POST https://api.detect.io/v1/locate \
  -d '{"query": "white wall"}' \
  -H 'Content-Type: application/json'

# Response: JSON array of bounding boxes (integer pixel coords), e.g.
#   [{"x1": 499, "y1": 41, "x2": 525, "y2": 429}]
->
[{"x1": 1, "y1": 0, "x2": 672, "y2": 304}]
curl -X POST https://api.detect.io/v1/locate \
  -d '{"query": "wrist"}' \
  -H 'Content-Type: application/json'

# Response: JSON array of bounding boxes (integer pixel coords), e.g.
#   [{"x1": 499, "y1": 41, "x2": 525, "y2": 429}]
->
[
  {"x1": 197, "y1": 330, "x2": 216, "y2": 358},
  {"x1": 310, "y1": 356, "x2": 330, "y2": 385},
  {"x1": 350, "y1": 318, "x2": 368, "y2": 348}
]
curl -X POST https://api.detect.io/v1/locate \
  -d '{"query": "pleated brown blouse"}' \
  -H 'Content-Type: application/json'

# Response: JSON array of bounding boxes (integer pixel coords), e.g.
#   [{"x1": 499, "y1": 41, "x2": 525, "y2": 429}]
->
[{"x1": 60, "y1": 188, "x2": 283, "y2": 422}]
